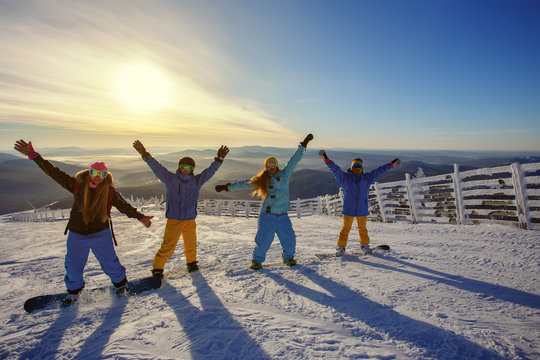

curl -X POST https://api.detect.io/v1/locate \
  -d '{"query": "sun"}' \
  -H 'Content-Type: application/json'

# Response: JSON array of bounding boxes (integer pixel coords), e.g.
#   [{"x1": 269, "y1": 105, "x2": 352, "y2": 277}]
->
[{"x1": 114, "y1": 64, "x2": 172, "y2": 113}]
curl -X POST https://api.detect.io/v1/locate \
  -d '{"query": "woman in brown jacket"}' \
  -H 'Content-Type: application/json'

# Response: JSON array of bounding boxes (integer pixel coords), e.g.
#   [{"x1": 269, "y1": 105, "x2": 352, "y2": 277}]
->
[{"x1": 14, "y1": 140, "x2": 152, "y2": 303}]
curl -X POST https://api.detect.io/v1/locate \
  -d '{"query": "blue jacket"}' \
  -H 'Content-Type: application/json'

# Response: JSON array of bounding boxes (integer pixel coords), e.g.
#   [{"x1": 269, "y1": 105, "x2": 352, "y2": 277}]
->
[
  {"x1": 144, "y1": 157, "x2": 221, "y2": 220},
  {"x1": 228, "y1": 146, "x2": 305, "y2": 214},
  {"x1": 325, "y1": 159, "x2": 391, "y2": 217}
]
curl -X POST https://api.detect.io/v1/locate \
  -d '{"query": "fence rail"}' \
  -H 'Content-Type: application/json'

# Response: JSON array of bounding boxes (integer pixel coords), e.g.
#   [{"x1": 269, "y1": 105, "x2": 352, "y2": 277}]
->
[{"x1": 8, "y1": 162, "x2": 540, "y2": 230}]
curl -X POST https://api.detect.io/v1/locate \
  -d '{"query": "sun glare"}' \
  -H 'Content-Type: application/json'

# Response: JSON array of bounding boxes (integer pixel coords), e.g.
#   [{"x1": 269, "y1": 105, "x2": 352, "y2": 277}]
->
[{"x1": 114, "y1": 64, "x2": 172, "y2": 113}]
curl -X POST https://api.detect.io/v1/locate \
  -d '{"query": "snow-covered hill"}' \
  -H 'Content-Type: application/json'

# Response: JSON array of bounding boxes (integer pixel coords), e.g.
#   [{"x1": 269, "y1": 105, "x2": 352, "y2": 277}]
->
[{"x1": 0, "y1": 212, "x2": 538, "y2": 359}]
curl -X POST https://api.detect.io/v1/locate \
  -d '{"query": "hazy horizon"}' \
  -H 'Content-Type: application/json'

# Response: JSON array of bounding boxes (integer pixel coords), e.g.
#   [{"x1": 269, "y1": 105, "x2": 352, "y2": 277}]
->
[{"x1": 1, "y1": 1, "x2": 539, "y2": 151}]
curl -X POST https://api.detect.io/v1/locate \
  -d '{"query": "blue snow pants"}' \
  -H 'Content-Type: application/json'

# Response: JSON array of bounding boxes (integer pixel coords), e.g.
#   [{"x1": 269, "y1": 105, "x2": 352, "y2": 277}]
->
[
  {"x1": 252, "y1": 212, "x2": 296, "y2": 263},
  {"x1": 64, "y1": 229, "x2": 126, "y2": 291}
]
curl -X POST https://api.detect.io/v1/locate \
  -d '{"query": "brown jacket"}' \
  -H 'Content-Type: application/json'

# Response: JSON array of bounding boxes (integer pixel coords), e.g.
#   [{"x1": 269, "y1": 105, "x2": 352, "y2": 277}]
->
[{"x1": 33, "y1": 156, "x2": 144, "y2": 235}]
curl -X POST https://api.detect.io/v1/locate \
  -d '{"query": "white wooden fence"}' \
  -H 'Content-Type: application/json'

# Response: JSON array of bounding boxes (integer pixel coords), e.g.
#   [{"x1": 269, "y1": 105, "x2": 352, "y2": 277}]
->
[
  {"x1": 10, "y1": 208, "x2": 69, "y2": 222},
  {"x1": 9, "y1": 162, "x2": 540, "y2": 230},
  {"x1": 196, "y1": 162, "x2": 540, "y2": 230}
]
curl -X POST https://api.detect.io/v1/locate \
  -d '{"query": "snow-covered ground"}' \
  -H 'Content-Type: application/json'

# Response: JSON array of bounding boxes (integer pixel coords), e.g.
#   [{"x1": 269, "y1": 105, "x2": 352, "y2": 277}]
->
[{"x1": 0, "y1": 211, "x2": 539, "y2": 359}]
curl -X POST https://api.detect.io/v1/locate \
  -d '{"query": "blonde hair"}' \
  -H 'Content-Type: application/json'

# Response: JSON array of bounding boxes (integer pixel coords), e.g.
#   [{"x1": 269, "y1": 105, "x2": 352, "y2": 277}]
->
[
  {"x1": 248, "y1": 168, "x2": 271, "y2": 200},
  {"x1": 75, "y1": 170, "x2": 114, "y2": 224}
]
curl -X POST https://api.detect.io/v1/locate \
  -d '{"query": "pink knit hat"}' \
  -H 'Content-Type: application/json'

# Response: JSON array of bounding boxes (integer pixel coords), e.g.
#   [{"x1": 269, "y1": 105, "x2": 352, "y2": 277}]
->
[{"x1": 90, "y1": 162, "x2": 108, "y2": 172}]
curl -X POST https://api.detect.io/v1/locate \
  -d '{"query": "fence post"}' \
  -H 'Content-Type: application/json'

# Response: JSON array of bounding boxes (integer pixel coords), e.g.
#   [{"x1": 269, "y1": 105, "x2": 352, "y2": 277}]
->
[
  {"x1": 511, "y1": 162, "x2": 531, "y2": 229},
  {"x1": 453, "y1": 164, "x2": 465, "y2": 225},
  {"x1": 405, "y1": 173, "x2": 419, "y2": 224},
  {"x1": 373, "y1": 182, "x2": 387, "y2": 223}
]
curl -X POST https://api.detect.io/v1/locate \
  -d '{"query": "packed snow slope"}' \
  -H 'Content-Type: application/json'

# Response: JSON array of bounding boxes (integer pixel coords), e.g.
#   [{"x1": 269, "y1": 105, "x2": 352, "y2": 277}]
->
[{"x1": 0, "y1": 211, "x2": 539, "y2": 359}]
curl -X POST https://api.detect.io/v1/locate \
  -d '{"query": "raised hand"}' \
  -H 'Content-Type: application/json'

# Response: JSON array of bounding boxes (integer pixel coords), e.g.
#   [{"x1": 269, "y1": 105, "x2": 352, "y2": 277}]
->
[
  {"x1": 216, "y1": 145, "x2": 229, "y2": 162},
  {"x1": 300, "y1": 134, "x2": 314, "y2": 148},
  {"x1": 390, "y1": 158, "x2": 400, "y2": 167},
  {"x1": 14, "y1": 140, "x2": 39, "y2": 159},
  {"x1": 319, "y1": 149, "x2": 328, "y2": 160},
  {"x1": 133, "y1": 140, "x2": 150, "y2": 159}
]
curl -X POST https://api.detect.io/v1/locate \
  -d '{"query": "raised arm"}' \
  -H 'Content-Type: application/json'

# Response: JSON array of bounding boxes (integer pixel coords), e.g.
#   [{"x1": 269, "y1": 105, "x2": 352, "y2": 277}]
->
[
  {"x1": 365, "y1": 158, "x2": 400, "y2": 184},
  {"x1": 319, "y1": 149, "x2": 347, "y2": 185},
  {"x1": 280, "y1": 133, "x2": 313, "y2": 178},
  {"x1": 14, "y1": 139, "x2": 76, "y2": 192},
  {"x1": 197, "y1": 145, "x2": 229, "y2": 185},
  {"x1": 133, "y1": 140, "x2": 173, "y2": 183}
]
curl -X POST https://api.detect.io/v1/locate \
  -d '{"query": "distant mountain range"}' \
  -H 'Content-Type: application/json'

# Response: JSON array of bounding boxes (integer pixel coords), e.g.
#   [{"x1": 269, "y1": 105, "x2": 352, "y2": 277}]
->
[{"x1": 1, "y1": 146, "x2": 539, "y2": 215}]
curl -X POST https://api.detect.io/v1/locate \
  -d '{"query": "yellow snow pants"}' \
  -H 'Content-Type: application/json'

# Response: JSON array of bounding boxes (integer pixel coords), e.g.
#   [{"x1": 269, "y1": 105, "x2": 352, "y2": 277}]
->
[
  {"x1": 153, "y1": 219, "x2": 197, "y2": 269},
  {"x1": 337, "y1": 215, "x2": 370, "y2": 247}
]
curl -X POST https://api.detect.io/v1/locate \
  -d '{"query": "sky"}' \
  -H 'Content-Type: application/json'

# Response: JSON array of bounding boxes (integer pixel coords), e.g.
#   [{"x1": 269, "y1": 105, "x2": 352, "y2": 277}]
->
[{"x1": 0, "y1": 0, "x2": 539, "y2": 151}]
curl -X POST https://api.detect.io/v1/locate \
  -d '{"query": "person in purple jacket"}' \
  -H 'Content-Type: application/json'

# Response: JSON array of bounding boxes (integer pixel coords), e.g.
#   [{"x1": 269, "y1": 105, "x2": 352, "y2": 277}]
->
[
  {"x1": 133, "y1": 140, "x2": 229, "y2": 276},
  {"x1": 319, "y1": 150, "x2": 400, "y2": 255}
]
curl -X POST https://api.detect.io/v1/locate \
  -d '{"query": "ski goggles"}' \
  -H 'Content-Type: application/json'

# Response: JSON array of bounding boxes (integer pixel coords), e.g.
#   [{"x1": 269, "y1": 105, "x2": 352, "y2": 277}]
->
[
  {"x1": 265, "y1": 161, "x2": 278, "y2": 169},
  {"x1": 179, "y1": 164, "x2": 194, "y2": 172},
  {"x1": 89, "y1": 168, "x2": 107, "y2": 178}
]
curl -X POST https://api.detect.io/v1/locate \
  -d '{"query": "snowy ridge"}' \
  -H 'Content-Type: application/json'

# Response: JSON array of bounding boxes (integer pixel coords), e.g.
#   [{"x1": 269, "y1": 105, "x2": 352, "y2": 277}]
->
[{"x1": 0, "y1": 212, "x2": 539, "y2": 359}]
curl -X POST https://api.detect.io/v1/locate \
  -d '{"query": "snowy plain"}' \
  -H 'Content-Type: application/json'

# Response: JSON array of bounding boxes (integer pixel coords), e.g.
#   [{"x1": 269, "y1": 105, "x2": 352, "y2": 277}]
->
[{"x1": 0, "y1": 210, "x2": 539, "y2": 359}]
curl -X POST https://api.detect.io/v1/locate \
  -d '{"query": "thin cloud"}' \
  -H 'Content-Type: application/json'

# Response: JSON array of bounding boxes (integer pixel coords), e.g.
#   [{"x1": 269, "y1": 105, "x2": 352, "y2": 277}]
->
[{"x1": 0, "y1": 1, "x2": 298, "y2": 146}]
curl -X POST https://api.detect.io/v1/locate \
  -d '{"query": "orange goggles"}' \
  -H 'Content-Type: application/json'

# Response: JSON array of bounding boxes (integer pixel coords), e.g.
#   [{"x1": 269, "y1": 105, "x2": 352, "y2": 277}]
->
[{"x1": 89, "y1": 168, "x2": 107, "y2": 178}]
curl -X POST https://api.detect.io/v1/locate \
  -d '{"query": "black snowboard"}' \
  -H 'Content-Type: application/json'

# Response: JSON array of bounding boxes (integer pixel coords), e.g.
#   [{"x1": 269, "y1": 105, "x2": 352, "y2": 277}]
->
[
  {"x1": 23, "y1": 276, "x2": 162, "y2": 313},
  {"x1": 315, "y1": 244, "x2": 391, "y2": 260}
]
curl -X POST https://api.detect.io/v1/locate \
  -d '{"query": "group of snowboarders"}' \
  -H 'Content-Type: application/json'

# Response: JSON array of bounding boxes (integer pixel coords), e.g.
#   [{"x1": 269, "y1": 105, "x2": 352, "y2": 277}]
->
[{"x1": 14, "y1": 135, "x2": 400, "y2": 301}]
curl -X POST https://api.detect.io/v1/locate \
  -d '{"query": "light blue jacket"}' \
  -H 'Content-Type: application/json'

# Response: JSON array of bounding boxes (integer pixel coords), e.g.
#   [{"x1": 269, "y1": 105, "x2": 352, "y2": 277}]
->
[
  {"x1": 144, "y1": 157, "x2": 221, "y2": 220},
  {"x1": 325, "y1": 159, "x2": 391, "y2": 217},
  {"x1": 228, "y1": 146, "x2": 305, "y2": 214}
]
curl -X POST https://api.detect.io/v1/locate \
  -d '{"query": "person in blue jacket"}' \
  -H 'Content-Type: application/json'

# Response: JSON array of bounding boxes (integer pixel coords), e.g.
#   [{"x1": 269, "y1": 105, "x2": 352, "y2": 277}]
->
[
  {"x1": 215, "y1": 134, "x2": 313, "y2": 270},
  {"x1": 319, "y1": 149, "x2": 400, "y2": 255},
  {"x1": 133, "y1": 140, "x2": 229, "y2": 276}
]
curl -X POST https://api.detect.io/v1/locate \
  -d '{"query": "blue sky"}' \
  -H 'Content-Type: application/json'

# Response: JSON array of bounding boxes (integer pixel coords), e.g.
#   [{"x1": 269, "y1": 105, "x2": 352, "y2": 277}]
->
[{"x1": 0, "y1": 0, "x2": 539, "y2": 151}]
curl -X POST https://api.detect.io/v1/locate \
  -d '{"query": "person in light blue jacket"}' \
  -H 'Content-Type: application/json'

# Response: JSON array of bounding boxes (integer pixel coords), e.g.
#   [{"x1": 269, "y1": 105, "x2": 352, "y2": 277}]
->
[
  {"x1": 319, "y1": 149, "x2": 400, "y2": 255},
  {"x1": 133, "y1": 140, "x2": 229, "y2": 276},
  {"x1": 215, "y1": 134, "x2": 313, "y2": 270}
]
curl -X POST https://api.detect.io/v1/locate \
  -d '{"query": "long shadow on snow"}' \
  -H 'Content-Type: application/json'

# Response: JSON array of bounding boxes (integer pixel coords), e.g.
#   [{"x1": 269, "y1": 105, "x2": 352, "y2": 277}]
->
[
  {"x1": 72, "y1": 298, "x2": 128, "y2": 359},
  {"x1": 355, "y1": 255, "x2": 540, "y2": 309},
  {"x1": 264, "y1": 267, "x2": 505, "y2": 360},
  {"x1": 19, "y1": 306, "x2": 78, "y2": 359},
  {"x1": 159, "y1": 272, "x2": 270, "y2": 360}
]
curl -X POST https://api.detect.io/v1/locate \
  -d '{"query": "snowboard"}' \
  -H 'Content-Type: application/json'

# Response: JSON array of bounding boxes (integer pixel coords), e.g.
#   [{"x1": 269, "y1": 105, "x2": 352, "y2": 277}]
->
[
  {"x1": 23, "y1": 276, "x2": 162, "y2": 313},
  {"x1": 315, "y1": 244, "x2": 391, "y2": 260}
]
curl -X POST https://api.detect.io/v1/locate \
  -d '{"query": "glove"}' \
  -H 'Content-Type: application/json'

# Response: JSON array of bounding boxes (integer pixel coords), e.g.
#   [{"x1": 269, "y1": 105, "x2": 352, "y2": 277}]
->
[
  {"x1": 138, "y1": 215, "x2": 153, "y2": 228},
  {"x1": 318, "y1": 149, "x2": 328, "y2": 160},
  {"x1": 133, "y1": 140, "x2": 151, "y2": 159},
  {"x1": 215, "y1": 145, "x2": 229, "y2": 162},
  {"x1": 215, "y1": 183, "x2": 230, "y2": 192},
  {"x1": 300, "y1": 134, "x2": 313, "y2": 148},
  {"x1": 14, "y1": 140, "x2": 40, "y2": 160},
  {"x1": 390, "y1": 158, "x2": 400, "y2": 168}
]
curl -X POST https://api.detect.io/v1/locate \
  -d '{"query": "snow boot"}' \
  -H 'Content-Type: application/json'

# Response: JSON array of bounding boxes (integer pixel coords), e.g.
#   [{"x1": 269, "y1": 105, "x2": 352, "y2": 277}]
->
[
  {"x1": 187, "y1": 261, "x2": 199, "y2": 273},
  {"x1": 152, "y1": 269, "x2": 164, "y2": 278},
  {"x1": 283, "y1": 256, "x2": 297, "y2": 267},
  {"x1": 115, "y1": 284, "x2": 129, "y2": 298},
  {"x1": 114, "y1": 277, "x2": 129, "y2": 297},
  {"x1": 336, "y1": 246, "x2": 346, "y2": 256},
  {"x1": 250, "y1": 260, "x2": 262, "y2": 270},
  {"x1": 62, "y1": 287, "x2": 83, "y2": 305},
  {"x1": 62, "y1": 293, "x2": 79, "y2": 305},
  {"x1": 361, "y1": 245, "x2": 372, "y2": 255}
]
